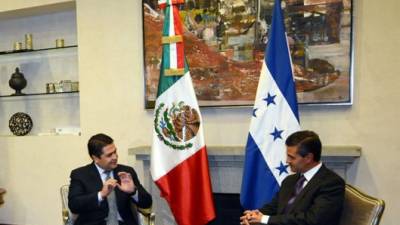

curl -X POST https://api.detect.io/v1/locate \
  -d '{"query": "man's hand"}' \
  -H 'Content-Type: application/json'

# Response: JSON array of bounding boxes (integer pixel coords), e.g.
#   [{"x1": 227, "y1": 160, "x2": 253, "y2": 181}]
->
[
  {"x1": 240, "y1": 210, "x2": 252, "y2": 225},
  {"x1": 240, "y1": 210, "x2": 263, "y2": 224},
  {"x1": 100, "y1": 178, "x2": 118, "y2": 198},
  {"x1": 117, "y1": 172, "x2": 136, "y2": 194},
  {"x1": 248, "y1": 210, "x2": 263, "y2": 223}
]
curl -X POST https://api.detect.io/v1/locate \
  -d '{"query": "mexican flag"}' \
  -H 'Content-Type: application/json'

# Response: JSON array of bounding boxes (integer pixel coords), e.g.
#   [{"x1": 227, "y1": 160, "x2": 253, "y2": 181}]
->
[{"x1": 151, "y1": 1, "x2": 216, "y2": 225}]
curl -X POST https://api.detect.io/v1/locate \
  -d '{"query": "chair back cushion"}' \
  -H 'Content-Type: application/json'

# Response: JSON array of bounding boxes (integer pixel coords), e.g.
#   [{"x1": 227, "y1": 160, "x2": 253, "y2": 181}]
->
[{"x1": 339, "y1": 184, "x2": 385, "y2": 225}]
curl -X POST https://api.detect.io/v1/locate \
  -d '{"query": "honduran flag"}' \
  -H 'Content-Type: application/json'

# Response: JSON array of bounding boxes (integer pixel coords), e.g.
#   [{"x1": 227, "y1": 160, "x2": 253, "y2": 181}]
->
[
  {"x1": 240, "y1": 0, "x2": 301, "y2": 210},
  {"x1": 151, "y1": 1, "x2": 216, "y2": 225}
]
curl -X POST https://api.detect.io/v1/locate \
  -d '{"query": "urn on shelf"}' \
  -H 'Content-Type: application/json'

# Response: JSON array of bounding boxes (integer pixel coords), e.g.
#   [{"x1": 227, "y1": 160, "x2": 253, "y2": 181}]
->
[{"x1": 9, "y1": 67, "x2": 27, "y2": 95}]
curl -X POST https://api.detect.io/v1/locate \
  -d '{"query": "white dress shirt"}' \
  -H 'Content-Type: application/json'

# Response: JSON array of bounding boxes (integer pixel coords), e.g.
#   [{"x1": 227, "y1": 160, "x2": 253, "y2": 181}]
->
[{"x1": 94, "y1": 163, "x2": 139, "y2": 221}]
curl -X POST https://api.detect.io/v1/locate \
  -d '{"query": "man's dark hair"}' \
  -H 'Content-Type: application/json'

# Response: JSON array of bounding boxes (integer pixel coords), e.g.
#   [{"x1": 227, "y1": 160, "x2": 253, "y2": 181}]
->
[
  {"x1": 285, "y1": 130, "x2": 322, "y2": 161},
  {"x1": 88, "y1": 133, "x2": 114, "y2": 158}
]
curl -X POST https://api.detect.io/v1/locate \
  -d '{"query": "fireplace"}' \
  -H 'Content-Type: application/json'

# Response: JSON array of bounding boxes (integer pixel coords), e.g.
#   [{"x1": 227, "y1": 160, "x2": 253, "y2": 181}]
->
[
  {"x1": 129, "y1": 145, "x2": 360, "y2": 225},
  {"x1": 208, "y1": 193, "x2": 243, "y2": 225}
]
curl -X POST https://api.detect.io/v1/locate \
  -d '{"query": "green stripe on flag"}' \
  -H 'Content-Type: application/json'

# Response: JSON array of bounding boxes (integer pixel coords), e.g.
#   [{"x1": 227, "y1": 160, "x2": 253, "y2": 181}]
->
[
  {"x1": 162, "y1": 6, "x2": 170, "y2": 36},
  {"x1": 156, "y1": 5, "x2": 189, "y2": 97},
  {"x1": 157, "y1": 60, "x2": 189, "y2": 97}
]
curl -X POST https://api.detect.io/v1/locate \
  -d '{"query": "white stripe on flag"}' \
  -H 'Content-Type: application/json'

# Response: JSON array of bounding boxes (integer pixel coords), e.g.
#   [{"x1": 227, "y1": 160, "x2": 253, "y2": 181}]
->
[
  {"x1": 168, "y1": 5, "x2": 177, "y2": 69},
  {"x1": 151, "y1": 72, "x2": 205, "y2": 180},
  {"x1": 250, "y1": 61, "x2": 300, "y2": 185}
]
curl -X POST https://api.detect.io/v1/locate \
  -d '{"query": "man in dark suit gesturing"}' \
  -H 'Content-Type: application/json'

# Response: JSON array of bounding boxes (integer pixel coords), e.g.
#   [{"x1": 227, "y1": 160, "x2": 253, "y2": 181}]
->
[
  {"x1": 68, "y1": 133, "x2": 152, "y2": 225},
  {"x1": 240, "y1": 130, "x2": 345, "y2": 225}
]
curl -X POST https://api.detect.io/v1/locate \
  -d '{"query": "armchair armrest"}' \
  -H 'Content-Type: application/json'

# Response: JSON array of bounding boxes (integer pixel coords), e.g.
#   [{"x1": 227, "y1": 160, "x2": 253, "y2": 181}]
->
[{"x1": 133, "y1": 205, "x2": 156, "y2": 225}]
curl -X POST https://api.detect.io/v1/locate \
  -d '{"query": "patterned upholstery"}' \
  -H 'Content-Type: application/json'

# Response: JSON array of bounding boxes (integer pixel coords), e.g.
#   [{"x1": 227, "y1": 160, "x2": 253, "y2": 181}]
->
[{"x1": 339, "y1": 184, "x2": 385, "y2": 225}]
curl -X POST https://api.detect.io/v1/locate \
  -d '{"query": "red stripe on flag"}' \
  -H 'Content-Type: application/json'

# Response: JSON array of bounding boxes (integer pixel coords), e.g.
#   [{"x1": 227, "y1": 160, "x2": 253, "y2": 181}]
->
[
  {"x1": 172, "y1": 5, "x2": 184, "y2": 68},
  {"x1": 175, "y1": 43, "x2": 184, "y2": 68},
  {"x1": 159, "y1": 0, "x2": 185, "y2": 8},
  {"x1": 155, "y1": 146, "x2": 216, "y2": 225},
  {"x1": 172, "y1": 6, "x2": 183, "y2": 35}
]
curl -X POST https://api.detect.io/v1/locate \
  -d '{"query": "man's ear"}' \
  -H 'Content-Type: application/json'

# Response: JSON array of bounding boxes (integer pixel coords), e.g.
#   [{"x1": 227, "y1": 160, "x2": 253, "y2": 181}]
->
[
  {"x1": 91, "y1": 155, "x2": 99, "y2": 163},
  {"x1": 305, "y1": 153, "x2": 315, "y2": 162}
]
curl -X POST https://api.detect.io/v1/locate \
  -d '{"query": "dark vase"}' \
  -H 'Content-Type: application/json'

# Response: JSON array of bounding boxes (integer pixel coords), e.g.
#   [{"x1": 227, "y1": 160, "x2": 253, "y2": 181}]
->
[{"x1": 9, "y1": 67, "x2": 27, "y2": 95}]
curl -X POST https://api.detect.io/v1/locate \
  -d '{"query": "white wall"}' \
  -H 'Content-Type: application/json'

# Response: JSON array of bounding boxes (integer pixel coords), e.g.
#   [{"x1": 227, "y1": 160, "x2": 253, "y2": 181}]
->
[{"x1": 0, "y1": 0, "x2": 399, "y2": 225}]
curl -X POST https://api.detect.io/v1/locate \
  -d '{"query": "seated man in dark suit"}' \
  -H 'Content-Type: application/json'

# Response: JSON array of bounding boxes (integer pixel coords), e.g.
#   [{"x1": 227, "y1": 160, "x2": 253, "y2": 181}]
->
[
  {"x1": 68, "y1": 133, "x2": 152, "y2": 225},
  {"x1": 240, "y1": 130, "x2": 345, "y2": 225}
]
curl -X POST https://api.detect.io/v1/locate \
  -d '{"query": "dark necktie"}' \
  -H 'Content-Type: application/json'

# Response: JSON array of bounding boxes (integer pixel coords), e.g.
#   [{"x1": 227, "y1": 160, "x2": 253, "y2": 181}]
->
[
  {"x1": 104, "y1": 171, "x2": 119, "y2": 225},
  {"x1": 284, "y1": 175, "x2": 306, "y2": 213}
]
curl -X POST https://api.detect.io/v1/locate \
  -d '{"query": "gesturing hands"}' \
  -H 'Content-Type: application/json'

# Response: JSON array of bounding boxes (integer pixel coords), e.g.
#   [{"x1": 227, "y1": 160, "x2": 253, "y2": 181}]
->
[
  {"x1": 100, "y1": 178, "x2": 118, "y2": 198},
  {"x1": 240, "y1": 210, "x2": 263, "y2": 225},
  {"x1": 117, "y1": 172, "x2": 136, "y2": 194},
  {"x1": 100, "y1": 172, "x2": 136, "y2": 198}
]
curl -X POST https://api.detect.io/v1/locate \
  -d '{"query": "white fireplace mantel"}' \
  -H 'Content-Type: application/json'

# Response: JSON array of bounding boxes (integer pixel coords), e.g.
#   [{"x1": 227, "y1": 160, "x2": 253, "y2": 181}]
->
[{"x1": 130, "y1": 145, "x2": 360, "y2": 166}]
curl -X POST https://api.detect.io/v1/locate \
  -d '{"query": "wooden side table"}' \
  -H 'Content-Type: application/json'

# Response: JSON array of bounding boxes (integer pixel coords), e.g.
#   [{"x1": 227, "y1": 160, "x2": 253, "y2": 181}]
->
[{"x1": 0, "y1": 188, "x2": 6, "y2": 205}]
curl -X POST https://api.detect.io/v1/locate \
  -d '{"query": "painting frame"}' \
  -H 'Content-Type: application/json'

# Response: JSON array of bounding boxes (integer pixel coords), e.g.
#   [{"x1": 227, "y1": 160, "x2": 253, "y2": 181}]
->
[{"x1": 143, "y1": 0, "x2": 354, "y2": 108}]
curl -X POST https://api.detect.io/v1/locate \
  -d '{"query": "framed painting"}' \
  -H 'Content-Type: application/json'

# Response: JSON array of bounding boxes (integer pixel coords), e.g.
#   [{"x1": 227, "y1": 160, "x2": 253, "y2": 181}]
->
[{"x1": 143, "y1": 0, "x2": 353, "y2": 108}]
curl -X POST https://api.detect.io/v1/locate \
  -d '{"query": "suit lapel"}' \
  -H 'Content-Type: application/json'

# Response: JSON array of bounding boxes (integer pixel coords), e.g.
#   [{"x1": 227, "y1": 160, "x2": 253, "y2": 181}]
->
[
  {"x1": 89, "y1": 162, "x2": 104, "y2": 191},
  {"x1": 287, "y1": 165, "x2": 328, "y2": 213},
  {"x1": 113, "y1": 166, "x2": 121, "y2": 183},
  {"x1": 112, "y1": 165, "x2": 123, "y2": 209}
]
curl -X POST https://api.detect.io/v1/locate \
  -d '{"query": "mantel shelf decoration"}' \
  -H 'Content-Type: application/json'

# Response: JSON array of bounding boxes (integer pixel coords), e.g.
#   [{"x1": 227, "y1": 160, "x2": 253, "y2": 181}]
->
[{"x1": 143, "y1": 0, "x2": 353, "y2": 108}]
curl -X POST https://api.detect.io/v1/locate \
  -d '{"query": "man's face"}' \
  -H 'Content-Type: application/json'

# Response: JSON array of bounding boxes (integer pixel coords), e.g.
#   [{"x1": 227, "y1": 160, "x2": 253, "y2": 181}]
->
[
  {"x1": 93, "y1": 143, "x2": 118, "y2": 171},
  {"x1": 286, "y1": 145, "x2": 309, "y2": 173}
]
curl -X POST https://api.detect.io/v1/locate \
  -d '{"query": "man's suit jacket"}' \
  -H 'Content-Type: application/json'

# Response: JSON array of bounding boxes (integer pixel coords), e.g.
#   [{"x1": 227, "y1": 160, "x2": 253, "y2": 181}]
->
[
  {"x1": 260, "y1": 165, "x2": 345, "y2": 225},
  {"x1": 68, "y1": 163, "x2": 152, "y2": 225}
]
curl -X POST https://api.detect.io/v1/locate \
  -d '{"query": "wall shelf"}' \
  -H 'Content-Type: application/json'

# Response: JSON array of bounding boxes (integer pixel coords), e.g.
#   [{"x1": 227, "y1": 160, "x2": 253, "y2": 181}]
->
[
  {"x1": 0, "y1": 45, "x2": 77, "y2": 56},
  {"x1": 0, "y1": 5, "x2": 80, "y2": 136},
  {"x1": 0, "y1": 91, "x2": 79, "y2": 98}
]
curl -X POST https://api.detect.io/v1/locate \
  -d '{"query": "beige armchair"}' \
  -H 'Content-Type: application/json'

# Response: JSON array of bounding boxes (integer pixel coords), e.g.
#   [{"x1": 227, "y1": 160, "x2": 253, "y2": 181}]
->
[
  {"x1": 60, "y1": 185, "x2": 78, "y2": 225},
  {"x1": 60, "y1": 184, "x2": 155, "y2": 225},
  {"x1": 132, "y1": 202, "x2": 156, "y2": 225},
  {"x1": 339, "y1": 184, "x2": 385, "y2": 225}
]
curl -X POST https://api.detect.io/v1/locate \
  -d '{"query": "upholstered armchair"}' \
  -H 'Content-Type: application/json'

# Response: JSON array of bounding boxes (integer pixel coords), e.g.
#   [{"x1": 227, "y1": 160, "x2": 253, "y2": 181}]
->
[
  {"x1": 60, "y1": 185, "x2": 155, "y2": 225},
  {"x1": 339, "y1": 184, "x2": 385, "y2": 225},
  {"x1": 60, "y1": 185, "x2": 78, "y2": 225}
]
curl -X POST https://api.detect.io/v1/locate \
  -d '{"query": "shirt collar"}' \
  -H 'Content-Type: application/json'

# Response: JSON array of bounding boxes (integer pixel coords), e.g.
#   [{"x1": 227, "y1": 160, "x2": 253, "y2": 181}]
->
[
  {"x1": 94, "y1": 162, "x2": 107, "y2": 175},
  {"x1": 303, "y1": 162, "x2": 322, "y2": 182}
]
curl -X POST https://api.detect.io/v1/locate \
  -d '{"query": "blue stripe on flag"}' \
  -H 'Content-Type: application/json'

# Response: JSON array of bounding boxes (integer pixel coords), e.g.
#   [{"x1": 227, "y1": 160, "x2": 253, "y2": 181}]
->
[
  {"x1": 265, "y1": 0, "x2": 299, "y2": 122},
  {"x1": 240, "y1": 134, "x2": 280, "y2": 209}
]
